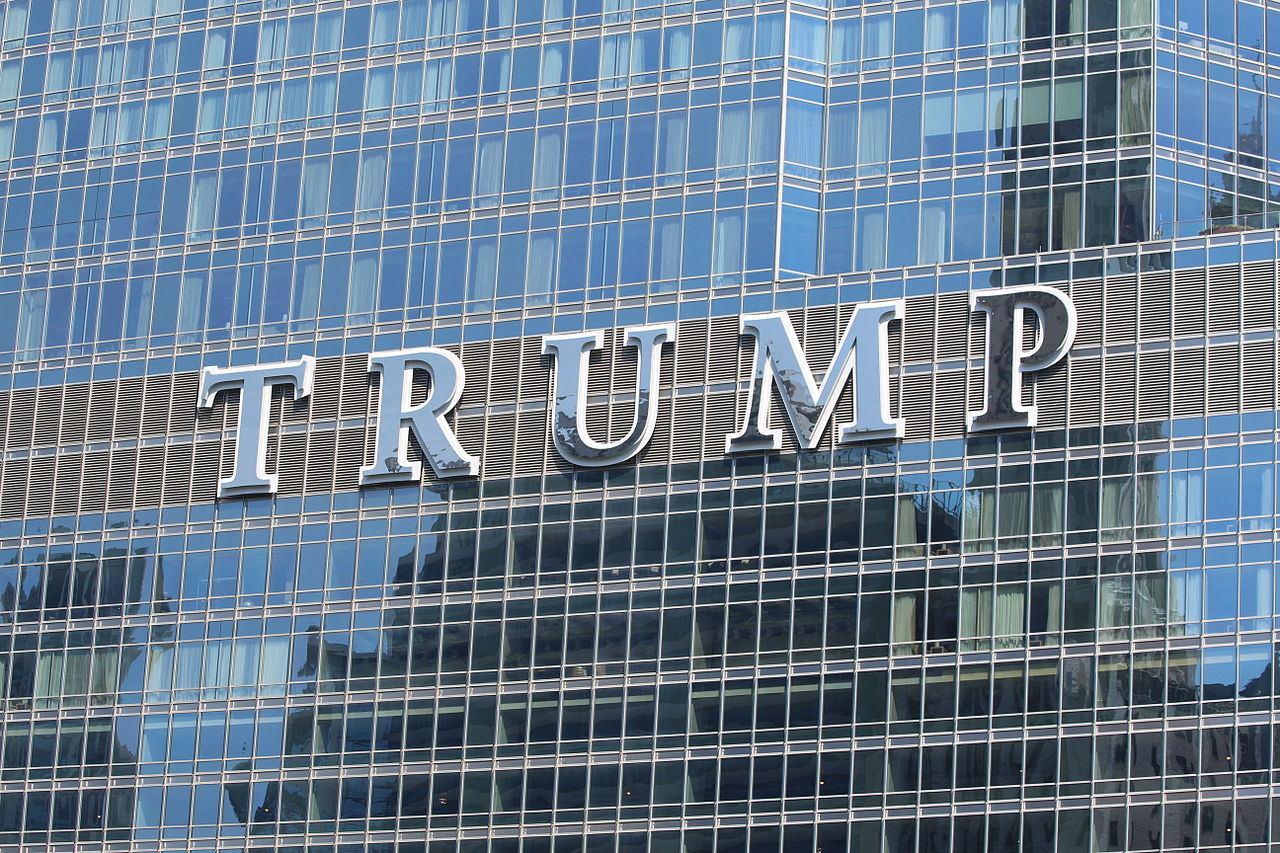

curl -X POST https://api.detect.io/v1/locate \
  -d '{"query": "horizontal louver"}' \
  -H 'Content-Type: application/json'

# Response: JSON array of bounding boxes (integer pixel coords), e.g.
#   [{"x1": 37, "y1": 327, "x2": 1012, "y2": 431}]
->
[{"x1": 1, "y1": 261, "x2": 1277, "y2": 515}]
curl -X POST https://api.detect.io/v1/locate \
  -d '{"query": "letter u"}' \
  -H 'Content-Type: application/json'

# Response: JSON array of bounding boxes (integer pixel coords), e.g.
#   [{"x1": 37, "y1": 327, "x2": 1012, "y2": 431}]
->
[{"x1": 541, "y1": 324, "x2": 675, "y2": 467}]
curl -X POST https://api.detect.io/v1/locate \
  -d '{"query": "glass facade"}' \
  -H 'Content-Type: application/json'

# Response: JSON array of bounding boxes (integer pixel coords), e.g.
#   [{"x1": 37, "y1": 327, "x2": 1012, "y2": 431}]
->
[{"x1": 2, "y1": 0, "x2": 1280, "y2": 851}]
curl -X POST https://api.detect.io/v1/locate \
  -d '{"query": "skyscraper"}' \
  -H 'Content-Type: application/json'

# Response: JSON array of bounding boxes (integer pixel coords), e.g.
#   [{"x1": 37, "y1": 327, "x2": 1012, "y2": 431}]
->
[{"x1": 1, "y1": 0, "x2": 1279, "y2": 850}]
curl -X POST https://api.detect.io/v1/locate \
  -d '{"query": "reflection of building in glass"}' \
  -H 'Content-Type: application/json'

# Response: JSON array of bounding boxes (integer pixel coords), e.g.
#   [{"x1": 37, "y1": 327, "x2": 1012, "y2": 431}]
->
[{"x1": 4, "y1": 418, "x2": 1280, "y2": 845}]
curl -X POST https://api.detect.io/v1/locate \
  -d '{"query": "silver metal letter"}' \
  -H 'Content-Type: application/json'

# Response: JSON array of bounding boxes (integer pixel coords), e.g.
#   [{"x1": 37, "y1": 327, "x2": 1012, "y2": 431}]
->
[
  {"x1": 726, "y1": 301, "x2": 904, "y2": 453},
  {"x1": 362, "y1": 348, "x2": 478, "y2": 484},
  {"x1": 198, "y1": 357, "x2": 315, "y2": 498},
  {"x1": 968, "y1": 285, "x2": 1076, "y2": 431},
  {"x1": 542, "y1": 324, "x2": 675, "y2": 467}
]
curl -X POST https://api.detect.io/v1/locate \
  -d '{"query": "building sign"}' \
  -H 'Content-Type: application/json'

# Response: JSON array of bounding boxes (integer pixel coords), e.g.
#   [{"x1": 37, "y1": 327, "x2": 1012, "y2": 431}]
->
[{"x1": 197, "y1": 286, "x2": 1076, "y2": 498}]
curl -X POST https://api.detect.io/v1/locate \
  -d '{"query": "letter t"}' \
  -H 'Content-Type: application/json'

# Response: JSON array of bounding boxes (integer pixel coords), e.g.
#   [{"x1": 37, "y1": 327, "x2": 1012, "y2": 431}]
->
[{"x1": 198, "y1": 357, "x2": 315, "y2": 498}]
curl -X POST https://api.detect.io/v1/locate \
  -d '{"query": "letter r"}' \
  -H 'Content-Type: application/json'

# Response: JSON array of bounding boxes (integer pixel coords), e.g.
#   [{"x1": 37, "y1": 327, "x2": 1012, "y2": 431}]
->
[{"x1": 362, "y1": 347, "x2": 478, "y2": 484}]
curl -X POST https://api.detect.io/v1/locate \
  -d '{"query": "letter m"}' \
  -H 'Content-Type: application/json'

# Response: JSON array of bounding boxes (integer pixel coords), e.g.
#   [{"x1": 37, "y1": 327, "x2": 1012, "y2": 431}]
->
[{"x1": 725, "y1": 300, "x2": 903, "y2": 453}]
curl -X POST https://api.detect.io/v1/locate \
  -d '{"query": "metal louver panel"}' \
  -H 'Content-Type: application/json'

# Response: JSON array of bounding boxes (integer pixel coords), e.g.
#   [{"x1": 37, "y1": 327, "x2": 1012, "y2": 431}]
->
[
  {"x1": 8, "y1": 388, "x2": 35, "y2": 448},
  {"x1": 310, "y1": 358, "x2": 342, "y2": 421},
  {"x1": 106, "y1": 448, "x2": 140, "y2": 510},
  {"x1": 932, "y1": 371, "x2": 966, "y2": 434},
  {"x1": 1171, "y1": 349, "x2": 1207, "y2": 416},
  {"x1": 113, "y1": 378, "x2": 145, "y2": 441},
  {"x1": 643, "y1": 389, "x2": 675, "y2": 462},
  {"x1": 518, "y1": 339, "x2": 548, "y2": 399},
  {"x1": 933, "y1": 293, "x2": 968, "y2": 360},
  {"x1": 1206, "y1": 346, "x2": 1242, "y2": 413},
  {"x1": 1070, "y1": 278, "x2": 1103, "y2": 348},
  {"x1": 163, "y1": 445, "x2": 195, "y2": 505},
  {"x1": 1242, "y1": 340, "x2": 1277, "y2": 409},
  {"x1": 1207, "y1": 267, "x2": 1242, "y2": 334},
  {"x1": 1173, "y1": 270, "x2": 1207, "y2": 337},
  {"x1": 58, "y1": 383, "x2": 89, "y2": 444},
  {"x1": 190, "y1": 442, "x2": 219, "y2": 504},
  {"x1": 136, "y1": 447, "x2": 165, "y2": 506},
  {"x1": 53, "y1": 453, "x2": 82, "y2": 515},
  {"x1": 26, "y1": 456, "x2": 54, "y2": 516},
  {"x1": 1102, "y1": 353, "x2": 1138, "y2": 423},
  {"x1": 514, "y1": 411, "x2": 548, "y2": 475},
  {"x1": 339, "y1": 357, "x2": 373, "y2": 419},
  {"x1": 1137, "y1": 350, "x2": 1172, "y2": 420},
  {"x1": 1069, "y1": 356, "x2": 1103, "y2": 425},
  {"x1": 455, "y1": 413, "x2": 486, "y2": 466},
  {"x1": 706, "y1": 391, "x2": 745, "y2": 456},
  {"x1": 965, "y1": 309, "x2": 987, "y2": 415},
  {"x1": 671, "y1": 395, "x2": 705, "y2": 463},
  {"x1": 461, "y1": 341, "x2": 491, "y2": 405},
  {"x1": 1103, "y1": 276, "x2": 1138, "y2": 344},
  {"x1": 1241, "y1": 265, "x2": 1277, "y2": 330},
  {"x1": 169, "y1": 374, "x2": 199, "y2": 433},
  {"x1": 1, "y1": 459, "x2": 28, "y2": 517},
  {"x1": 481, "y1": 412, "x2": 518, "y2": 477},
  {"x1": 303, "y1": 432, "x2": 340, "y2": 494},
  {"x1": 85, "y1": 383, "x2": 114, "y2": 442},
  {"x1": 1138, "y1": 270, "x2": 1173, "y2": 339},
  {"x1": 902, "y1": 299, "x2": 934, "y2": 363},
  {"x1": 900, "y1": 373, "x2": 935, "y2": 441},
  {"x1": 675, "y1": 322, "x2": 708, "y2": 385},
  {"x1": 489, "y1": 339, "x2": 520, "y2": 403},
  {"x1": 803, "y1": 306, "x2": 839, "y2": 366},
  {"x1": 33, "y1": 387, "x2": 61, "y2": 446},
  {"x1": 334, "y1": 428, "x2": 365, "y2": 492},
  {"x1": 79, "y1": 451, "x2": 109, "y2": 509},
  {"x1": 1035, "y1": 363, "x2": 1068, "y2": 426},
  {"x1": 141, "y1": 376, "x2": 173, "y2": 436},
  {"x1": 276, "y1": 434, "x2": 307, "y2": 494},
  {"x1": 584, "y1": 331, "x2": 617, "y2": 396}
]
